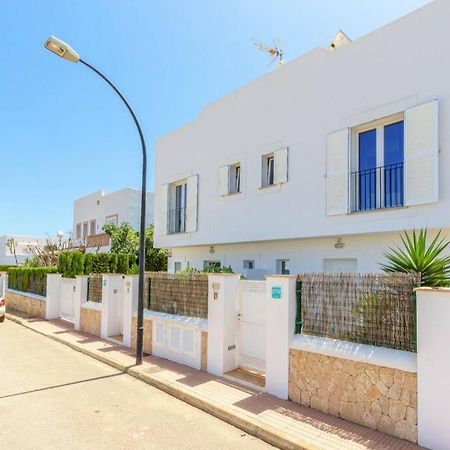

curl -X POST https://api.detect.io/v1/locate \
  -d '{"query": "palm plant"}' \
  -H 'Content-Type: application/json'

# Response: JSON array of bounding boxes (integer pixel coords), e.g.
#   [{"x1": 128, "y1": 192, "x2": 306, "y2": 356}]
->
[{"x1": 380, "y1": 228, "x2": 450, "y2": 287}]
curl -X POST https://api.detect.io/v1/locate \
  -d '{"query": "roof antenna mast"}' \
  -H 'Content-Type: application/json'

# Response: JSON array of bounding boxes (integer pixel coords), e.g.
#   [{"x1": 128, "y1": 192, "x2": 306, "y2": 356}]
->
[{"x1": 253, "y1": 38, "x2": 285, "y2": 67}]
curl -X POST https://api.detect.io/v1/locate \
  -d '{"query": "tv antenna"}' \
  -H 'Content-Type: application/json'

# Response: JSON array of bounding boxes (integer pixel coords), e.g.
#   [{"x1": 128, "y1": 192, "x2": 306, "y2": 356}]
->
[{"x1": 253, "y1": 38, "x2": 285, "y2": 67}]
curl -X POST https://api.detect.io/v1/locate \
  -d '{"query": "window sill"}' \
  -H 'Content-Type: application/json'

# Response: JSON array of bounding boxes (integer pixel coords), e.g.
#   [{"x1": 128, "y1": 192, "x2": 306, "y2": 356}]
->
[{"x1": 349, "y1": 205, "x2": 406, "y2": 215}]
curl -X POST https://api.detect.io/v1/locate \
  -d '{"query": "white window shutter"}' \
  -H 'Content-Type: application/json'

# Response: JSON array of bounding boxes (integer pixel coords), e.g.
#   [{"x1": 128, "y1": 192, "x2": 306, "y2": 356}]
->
[
  {"x1": 186, "y1": 175, "x2": 198, "y2": 232},
  {"x1": 326, "y1": 128, "x2": 349, "y2": 216},
  {"x1": 405, "y1": 100, "x2": 439, "y2": 206},
  {"x1": 274, "y1": 148, "x2": 288, "y2": 184},
  {"x1": 159, "y1": 184, "x2": 169, "y2": 235},
  {"x1": 219, "y1": 165, "x2": 229, "y2": 196}
]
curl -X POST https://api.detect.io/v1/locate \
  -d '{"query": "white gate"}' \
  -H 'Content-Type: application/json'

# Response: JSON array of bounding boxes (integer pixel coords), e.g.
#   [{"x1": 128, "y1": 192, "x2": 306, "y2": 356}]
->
[
  {"x1": 237, "y1": 280, "x2": 266, "y2": 372},
  {"x1": 60, "y1": 278, "x2": 75, "y2": 322}
]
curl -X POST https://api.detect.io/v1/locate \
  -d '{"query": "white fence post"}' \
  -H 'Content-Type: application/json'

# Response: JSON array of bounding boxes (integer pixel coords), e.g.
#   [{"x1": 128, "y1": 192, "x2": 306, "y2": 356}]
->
[
  {"x1": 207, "y1": 273, "x2": 240, "y2": 376},
  {"x1": 100, "y1": 274, "x2": 124, "y2": 340},
  {"x1": 46, "y1": 274, "x2": 62, "y2": 320},
  {"x1": 74, "y1": 276, "x2": 88, "y2": 331},
  {"x1": 0, "y1": 273, "x2": 7, "y2": 297},
  {"x1": 416, "y1": 287, "x2": 450, "y2": 449},
  {"x1": 265, "y1": 275, "x2": 297, "y2": 399},
  {"x1": 122, "y1": 275, "x2": 138, "y2": 347}
]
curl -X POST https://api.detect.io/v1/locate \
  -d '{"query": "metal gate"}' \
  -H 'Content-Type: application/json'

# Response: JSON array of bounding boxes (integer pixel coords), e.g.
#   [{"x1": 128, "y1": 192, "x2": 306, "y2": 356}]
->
[
  {"x1": 237, "y1": 280, "x2": 266, "y2": 372},
  {"x1": 60, "y1": 278, "x2": 75, "y2": 322}
]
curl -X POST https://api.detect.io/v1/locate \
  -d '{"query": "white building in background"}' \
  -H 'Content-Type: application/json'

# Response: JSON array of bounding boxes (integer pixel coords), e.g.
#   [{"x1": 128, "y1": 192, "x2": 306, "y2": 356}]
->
[
  {"x1": 73, "y1": 188, "x2": 154, "y2": 251},
  {"x1": 0, "y1": 235, "x2": 48, "y2": 266},
  {"x1": 154, "y1": 1, "x2": 448, "y2": 278}
]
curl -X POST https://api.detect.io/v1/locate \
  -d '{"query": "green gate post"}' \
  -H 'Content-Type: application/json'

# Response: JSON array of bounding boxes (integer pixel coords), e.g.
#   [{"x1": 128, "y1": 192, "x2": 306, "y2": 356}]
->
[{"x1": 295, "y1": 279, "x2": 302, "y2": 334}]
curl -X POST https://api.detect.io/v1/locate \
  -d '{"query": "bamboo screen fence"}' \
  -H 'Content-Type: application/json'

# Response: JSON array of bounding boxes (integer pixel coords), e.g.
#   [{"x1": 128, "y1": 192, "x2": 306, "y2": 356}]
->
[{"x1": 299, "y1": 273, "x2": 420, "y2": 352}]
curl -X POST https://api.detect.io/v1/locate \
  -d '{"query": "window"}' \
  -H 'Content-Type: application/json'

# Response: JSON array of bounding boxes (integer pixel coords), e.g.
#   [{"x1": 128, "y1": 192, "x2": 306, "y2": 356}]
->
[
  {"x1": 105, "y1": 214, "x2": 119, "y2": 226},
  {"x1": 262, "y1": 153, "x2": 275, "y2": 187},
  {"x1": 76, "y1": 223, "x2": 82, "y2": 240},
  {"x1": 276, "y1": 259, "x2": 290, "y2": 275},
  {"x1": 82, "y1": 222, "x2": 88, "y2": 238},
  {"x1": 174, "y1": 262, "x2": 182, "y2": 273},
  {"x1": 243, "y1": 260, "x2": 254, "y2": 270},
  {"x1": 351, "y1": 117, "x2": 404, "y2": 212},
  {"x1": 229, "y1": 163, "x2": 241, "y2": 194},
  {"x1": 203, "y1": 260, "x2": 221, "y2": 270},
  {"x1": 169, "y1": 182, "x2": 187, "y2": 234},
  {"x1": 89, "y1": 220, "x2": 96, "y2": 236}
]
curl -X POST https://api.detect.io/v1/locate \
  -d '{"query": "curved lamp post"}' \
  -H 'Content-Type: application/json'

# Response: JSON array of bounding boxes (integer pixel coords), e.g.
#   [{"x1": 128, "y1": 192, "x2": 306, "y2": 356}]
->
[{"x1": 44, "y1": 35, "x2": 147, "y2": 365}]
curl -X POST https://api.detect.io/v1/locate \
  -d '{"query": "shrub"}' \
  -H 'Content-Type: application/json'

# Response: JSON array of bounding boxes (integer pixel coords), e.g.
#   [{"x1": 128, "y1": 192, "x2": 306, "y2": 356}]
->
[
  {"x1": 92, "y1": 253, "x2": 110, "y2": 274},
  {"x1": 84, "y1": 253, "x2": 93, "y2": 275},
  {"x1": 108, "y1": 253, "x2": 118, "y2": 273},
  {"x1": 71, "y1": 252, "x2": 84, "y2": 278},
  {"x1": 117, "y1": 254, "x2": 129, "y2": 274},
  {"x1": 7, "y1": 267, "x2": 57, "y2": 296},
  {"x1": 381, "y1": 228, "x2": 450, "y2": 287}
]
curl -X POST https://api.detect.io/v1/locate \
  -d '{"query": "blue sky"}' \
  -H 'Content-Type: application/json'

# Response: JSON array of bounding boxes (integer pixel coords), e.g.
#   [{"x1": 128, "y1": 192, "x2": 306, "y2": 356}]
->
[{"x1": 0, "y1": 0, "x2": 431, "y2": 236}]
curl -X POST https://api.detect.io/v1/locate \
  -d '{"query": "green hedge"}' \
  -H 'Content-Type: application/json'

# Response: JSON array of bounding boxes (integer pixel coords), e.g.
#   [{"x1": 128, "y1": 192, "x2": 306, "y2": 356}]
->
[
  {"x1": 0, "y1": 265, "x2": 14, "y2": 272},
  {"x1": 7, "y1": 267, "x2": 57, "y2": 296},
  {"x1": 57, "y1": 251, "x2": 134, "y2": 278}
]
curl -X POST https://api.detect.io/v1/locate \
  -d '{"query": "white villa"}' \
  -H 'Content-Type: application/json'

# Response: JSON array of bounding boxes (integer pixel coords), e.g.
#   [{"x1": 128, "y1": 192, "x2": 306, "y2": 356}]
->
[
  {"x1": 154, "y1": 0, "x2": 447, "y2": 278},
  {"x1": 0, "y1": 235, "x2": 48, "y2": 266},
  {"x1": 73, "y1": 188, "x2": 154, "y2": 251}
]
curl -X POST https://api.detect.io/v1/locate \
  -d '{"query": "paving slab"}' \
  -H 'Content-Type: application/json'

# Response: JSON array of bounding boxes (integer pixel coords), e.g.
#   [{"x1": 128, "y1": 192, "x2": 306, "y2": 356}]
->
[{"x1": 6, "y1": 311, "x2": 423, "y2": 450}]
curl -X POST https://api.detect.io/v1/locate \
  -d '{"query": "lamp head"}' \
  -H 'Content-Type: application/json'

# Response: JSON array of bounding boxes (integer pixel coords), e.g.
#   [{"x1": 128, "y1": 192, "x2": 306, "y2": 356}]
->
[{"x1": 44, "y1": 35, "x2": 80, "y2": 62}]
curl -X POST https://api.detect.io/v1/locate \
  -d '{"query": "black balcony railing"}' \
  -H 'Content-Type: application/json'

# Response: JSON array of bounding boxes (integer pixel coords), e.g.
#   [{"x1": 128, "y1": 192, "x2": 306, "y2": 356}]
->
[
  {"x1": 168, "y1": 207, "x2": 186, "y2": 234},
  {"x1": 351, "y1": 162, "x2": 404, "y2": 212}
]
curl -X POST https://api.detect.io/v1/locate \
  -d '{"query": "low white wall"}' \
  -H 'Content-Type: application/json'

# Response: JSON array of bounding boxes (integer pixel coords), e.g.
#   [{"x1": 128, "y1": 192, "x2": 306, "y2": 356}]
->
[
  {"x1": 291, "y1": 334, "x2": 417, "y2": 373},
  {"x1": 147, "y1": 310, "x2": 207, "y2": 370}
]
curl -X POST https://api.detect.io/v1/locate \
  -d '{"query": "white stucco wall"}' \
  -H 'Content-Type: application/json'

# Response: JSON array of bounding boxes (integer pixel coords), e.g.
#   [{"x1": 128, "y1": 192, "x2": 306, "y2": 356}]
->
[
  {"x1": 167, "y1": 228, "x2": 449, "y2": 276},
  {"x1": 154, "y1": 0, "x2": 449, "y2": 254},
  {"x1": 72, "y1": 188, "x2": 154, "y2": 238}
]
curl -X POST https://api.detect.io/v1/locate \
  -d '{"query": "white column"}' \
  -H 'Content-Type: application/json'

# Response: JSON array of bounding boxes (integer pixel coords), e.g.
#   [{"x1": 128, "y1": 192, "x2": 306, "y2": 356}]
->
[
  {"x1": 100, "y1": 274, "x2": 124, "y2": 339},
  {"x1": 265, "y1": 275, "x2": 297, "y2": 399},
  {"x1": 416, "y1": 287, "x2": 450, "y2": 449},
  {"x1": 46, "y1": 274, "x2": 62, "y2": 320},
  {"x1": 207, "y1": 274, "x2": 240, "y2": 376},
  {"x1": 122, "y1": 275, "x2": 138, "y2": 347},
  {"x1": 73, "y1": 276, "x2": 88, "y2": 331}
]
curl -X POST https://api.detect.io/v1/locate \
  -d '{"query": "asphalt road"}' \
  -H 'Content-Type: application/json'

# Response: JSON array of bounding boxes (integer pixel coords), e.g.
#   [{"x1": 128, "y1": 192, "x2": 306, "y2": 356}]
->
[{"x1": 0, "y1": 320, "x2": 273, "y2": 450}]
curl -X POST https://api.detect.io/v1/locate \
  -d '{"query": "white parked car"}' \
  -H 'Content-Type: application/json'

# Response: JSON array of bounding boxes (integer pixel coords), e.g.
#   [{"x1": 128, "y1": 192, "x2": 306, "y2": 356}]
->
[{"x1": 0, "y1": 296, "x2": 5, "y2": 322}]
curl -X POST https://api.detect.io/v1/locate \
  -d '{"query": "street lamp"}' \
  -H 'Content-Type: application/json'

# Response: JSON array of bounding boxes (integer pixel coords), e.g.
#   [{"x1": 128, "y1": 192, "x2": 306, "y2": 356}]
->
[{"x1": 44, "y1": 35, "x2": 147, "y2": 365}]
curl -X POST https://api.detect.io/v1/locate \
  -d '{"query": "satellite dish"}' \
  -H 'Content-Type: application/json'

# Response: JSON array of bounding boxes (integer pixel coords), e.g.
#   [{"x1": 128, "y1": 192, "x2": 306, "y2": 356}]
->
[{"x1": 329, "y1": 30, "x2": 351, "y2": 50}]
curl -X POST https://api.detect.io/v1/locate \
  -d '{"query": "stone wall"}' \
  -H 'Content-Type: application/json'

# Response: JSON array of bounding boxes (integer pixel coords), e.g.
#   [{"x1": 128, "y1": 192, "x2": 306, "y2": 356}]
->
[
  {"x1": 80, "y1": 307, "x2": 101, "y2": 337},
  {"x1": 131, "y1": 317, "x2": 152, "y2": 354},
  {"x1": 289, "y1": 349, "x2": 417, "y2": 443},
  {"x1": 5, "y1": 290, "x2": 46, "y2": 318},
  {"x1": 201, "y1": 331, "x2": 208, "y2": 371}
]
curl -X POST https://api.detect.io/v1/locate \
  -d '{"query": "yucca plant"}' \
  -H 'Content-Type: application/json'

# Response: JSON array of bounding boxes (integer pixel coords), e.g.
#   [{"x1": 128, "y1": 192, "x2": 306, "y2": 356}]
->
[{"x1": 381, "y1": 228, "x2": 450, "y2": 287}]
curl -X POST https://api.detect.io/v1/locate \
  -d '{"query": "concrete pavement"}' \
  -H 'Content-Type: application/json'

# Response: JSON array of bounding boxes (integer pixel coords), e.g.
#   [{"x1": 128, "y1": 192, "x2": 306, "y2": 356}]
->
[{"x1": 0, "y1": 320, "x2": 272, "y2": 450}]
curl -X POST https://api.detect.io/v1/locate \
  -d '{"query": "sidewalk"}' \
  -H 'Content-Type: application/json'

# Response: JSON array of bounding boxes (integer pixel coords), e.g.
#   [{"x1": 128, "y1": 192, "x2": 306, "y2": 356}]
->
[{"x1": 6, "y1": 311, "x2": 421, "y2": 450}]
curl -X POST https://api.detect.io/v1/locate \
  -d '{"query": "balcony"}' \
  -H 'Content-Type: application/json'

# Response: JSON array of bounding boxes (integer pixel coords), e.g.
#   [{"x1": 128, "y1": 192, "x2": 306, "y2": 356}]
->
[
  {"x1": 351, "y1": 163, "x2": 404, "y2": 212},
  {"x1": 168, "y1": 207, "x2": 186, "y2": 234}
]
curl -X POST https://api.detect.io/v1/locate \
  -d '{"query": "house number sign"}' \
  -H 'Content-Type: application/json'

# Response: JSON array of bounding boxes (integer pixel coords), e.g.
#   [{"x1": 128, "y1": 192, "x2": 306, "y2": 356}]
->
[
  {"x1": 272, "y1": 286, "x2": 282, "y2": 299},
  {"x1": 212, "y1": 282, "x2": 221, "y2": 300}
]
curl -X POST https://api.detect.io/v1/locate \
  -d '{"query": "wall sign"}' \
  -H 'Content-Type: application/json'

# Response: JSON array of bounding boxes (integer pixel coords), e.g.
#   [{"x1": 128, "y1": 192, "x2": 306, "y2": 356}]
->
[
  {"x1": 212, "y1": 282, "x2": 221, "y2": 300},
  {"x1": 272, "y1": 286, "x2": 282, "y2": 299}
]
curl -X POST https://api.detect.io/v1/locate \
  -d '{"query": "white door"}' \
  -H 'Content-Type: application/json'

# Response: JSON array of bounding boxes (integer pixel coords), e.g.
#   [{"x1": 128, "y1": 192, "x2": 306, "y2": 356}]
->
[
  {"x1": 237, "y1": 281, "x2": 266, "y2": 373},
  {"x1": 60, "y1": 279, "x2": 75, "y2": 322},
  {"x1": 323, "y1": 258, "x2": 358, "y2": 273}
]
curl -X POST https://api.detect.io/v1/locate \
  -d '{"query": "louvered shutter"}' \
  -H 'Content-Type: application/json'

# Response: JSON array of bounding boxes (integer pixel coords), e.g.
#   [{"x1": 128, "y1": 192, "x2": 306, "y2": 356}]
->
[
  {"x1": 326, "y1": 128, "x2": 349, "y2": 215},
  {"x1": 159, "y1": 184, "x2": 169, "y2": 235},
  {"x1": 274, "y1": 148, "x2": 288, "y2": 184},
  {"x1": 219, "y1": 165, "x2": 229, "y2": 196},
  {"x1": 186, "y1": 175, "x2": 198, "y2": 232},
  {"x1": 405, "y1": 100, "x2": 439, "y2": 206}
]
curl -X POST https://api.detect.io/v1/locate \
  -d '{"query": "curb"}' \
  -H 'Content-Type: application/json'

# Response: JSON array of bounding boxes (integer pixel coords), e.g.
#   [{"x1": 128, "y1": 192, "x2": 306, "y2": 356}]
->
[{"x1": 6, "y1": 314, "x2": 313, "y2": 450}]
